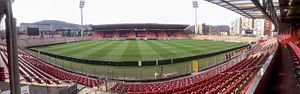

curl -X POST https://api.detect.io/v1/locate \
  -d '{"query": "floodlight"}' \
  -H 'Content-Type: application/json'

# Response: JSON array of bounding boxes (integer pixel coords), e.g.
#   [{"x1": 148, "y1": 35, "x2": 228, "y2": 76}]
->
[
  {"x1": 79, "y1": 0, "x2": 85, "y2": 36},
  {"x1": 193, "y1": 0, "x2": 198, "y2": 8},
  {"x1": 80, "y1": 0, "x2": 85, "y2": 8},
  {"x1": 192, "y1": 0, "x2": 199, "y2": 34}
]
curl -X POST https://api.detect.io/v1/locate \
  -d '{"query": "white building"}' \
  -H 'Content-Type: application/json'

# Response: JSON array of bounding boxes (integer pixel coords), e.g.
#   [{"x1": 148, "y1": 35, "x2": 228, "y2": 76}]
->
[
  {"x1": 230, "y1": 16, "x2": 266, "y2": 37},
  {"x1": 20, "y1": 23, "x2": 53, "y2": 33}
]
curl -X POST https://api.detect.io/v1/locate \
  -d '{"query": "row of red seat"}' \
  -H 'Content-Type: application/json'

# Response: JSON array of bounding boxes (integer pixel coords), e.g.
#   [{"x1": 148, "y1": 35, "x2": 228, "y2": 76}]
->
[
  {"x1": 288, "y1": 42, "x2": 300, "y2": 61},
  {"x1": 181, "y1": 42, "x2": 276, "y2": 94},
  {"x1": 110, "y1": 55, "x2": 246, "y2": 93},
  {"x1": 113, "y1": 53, "x2": 269, "y2": 94},
  {"x1": 92, "y1": 31, "x2": 188, "y2": 40},
  {"x1": 176, "y1": 54, "x2": 269, "y2": 94},
  {"x1": 0, "y1": 67, "x2": 4, "y2": 81},
  {"x1": 248, "y1": 42, "x2": 276, "y2": 56},
  {"x1": 0, "y1": 46, "x2": 101, "y2": 87},
  {"x1": 0, "y1": 52, "x2": 8, "y2": 81},
  {"x1": 20, "y1": 54, "x2": 62, "y2": 84},
  {"x1": 22, "y1": 51, "x2": 100, "y2": 87},
  {"x1": 0, "y1": 51, "x2": 34, "y2": 82},
  {"x1": 110, "y1": 41, "x2": 276, "y2": 94},
  {"x1": 287, "y1": 42, "x2": 300, "y2": 84},
  {"x1": 277, "y1": 34, "x2": 291, "y2": 40}
]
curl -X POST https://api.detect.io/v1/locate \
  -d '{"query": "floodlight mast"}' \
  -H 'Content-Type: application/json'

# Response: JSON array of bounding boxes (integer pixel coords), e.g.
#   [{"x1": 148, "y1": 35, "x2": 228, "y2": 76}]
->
[
  {"x1": 79, "y1": 0, "x2": 85, "y2": 36},
  {"x1": 192, "y1": 0, "x2": 198, "y2": 34},
  {"x1": 4, "y1": 0, "x2": 21, "y2": 94}
]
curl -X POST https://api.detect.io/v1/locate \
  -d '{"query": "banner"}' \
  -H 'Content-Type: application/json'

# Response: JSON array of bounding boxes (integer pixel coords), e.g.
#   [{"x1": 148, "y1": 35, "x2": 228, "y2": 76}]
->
[
  {"x1": 138, "y1": 61, "x2": 142, "y2": 66},
  {"x1": 192, "y1": 60, "x2": 199, "y2": 73}
]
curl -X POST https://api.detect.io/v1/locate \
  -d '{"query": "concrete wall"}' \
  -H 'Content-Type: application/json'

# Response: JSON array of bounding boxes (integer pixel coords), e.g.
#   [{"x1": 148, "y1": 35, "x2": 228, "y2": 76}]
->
[{"x1": 0, "y1": 82, "x2": 77, "y2": 94}]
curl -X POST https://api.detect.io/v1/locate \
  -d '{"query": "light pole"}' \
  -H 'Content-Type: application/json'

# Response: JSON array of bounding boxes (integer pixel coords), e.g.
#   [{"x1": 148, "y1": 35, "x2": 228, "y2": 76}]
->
[
  {"x1": 192, "y1": 0, "x2": 198, "y2": 34},
  {"x1": 79, "y1": 0, "x2": 85, "y2": 36}
]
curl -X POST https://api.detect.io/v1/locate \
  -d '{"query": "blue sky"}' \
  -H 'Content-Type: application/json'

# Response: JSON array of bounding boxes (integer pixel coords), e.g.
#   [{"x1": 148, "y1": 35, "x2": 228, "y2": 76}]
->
[{"x1": 12, "y1": 0, "x2": 241, "y2": 26}]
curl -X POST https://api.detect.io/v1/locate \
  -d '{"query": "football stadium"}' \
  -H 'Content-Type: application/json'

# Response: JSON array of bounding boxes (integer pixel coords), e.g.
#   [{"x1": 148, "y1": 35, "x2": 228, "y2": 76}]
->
[{"x1": 0, "y1": 0, "x2": 300, "y2": 94}]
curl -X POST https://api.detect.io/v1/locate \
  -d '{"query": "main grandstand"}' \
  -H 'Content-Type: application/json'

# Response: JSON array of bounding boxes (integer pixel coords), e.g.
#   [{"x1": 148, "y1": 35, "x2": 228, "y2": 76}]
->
[
  {"x1": 91, "y1": 24, "x2": 189, "y2": 40},
  {"x1": 0, "y1": 0, "x2": 300, "y2": 94}
]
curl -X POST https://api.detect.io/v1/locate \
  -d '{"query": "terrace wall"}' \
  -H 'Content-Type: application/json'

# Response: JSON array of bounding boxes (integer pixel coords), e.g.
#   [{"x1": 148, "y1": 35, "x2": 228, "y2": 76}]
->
[{"x1": 16, "y1": 36, "x2": 92, "y2": 48}]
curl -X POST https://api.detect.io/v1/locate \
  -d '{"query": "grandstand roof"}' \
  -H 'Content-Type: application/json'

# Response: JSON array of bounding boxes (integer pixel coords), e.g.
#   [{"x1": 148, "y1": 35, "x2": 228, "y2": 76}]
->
[
  {"x1": 205, "y1": 0, "x2": 279, "y2": 19},
  {"x1": 91, "y1": 23, "x2": 189, "y2": 31},
  {"x1": 0, "y1": 0, "x2": 15, "y2": 23},
  {"x1": 278, "y1": 0, "x2": 300, "y2": 24}
]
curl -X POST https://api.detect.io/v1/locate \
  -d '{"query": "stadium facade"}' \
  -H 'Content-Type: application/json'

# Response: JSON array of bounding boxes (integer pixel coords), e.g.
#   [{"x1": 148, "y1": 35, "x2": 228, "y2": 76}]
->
[
  {"x1": 91, "y1": 23, "x2": 189, "y2": 40},
  {"x1": 230, "y1": 16, "x2": 272, "y2": 37}
]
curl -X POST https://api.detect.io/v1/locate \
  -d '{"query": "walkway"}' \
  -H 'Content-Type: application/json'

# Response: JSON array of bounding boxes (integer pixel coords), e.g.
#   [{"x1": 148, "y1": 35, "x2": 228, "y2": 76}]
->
[{"x1": 265, "y1": 47, "x2": 300, "y2": 93}]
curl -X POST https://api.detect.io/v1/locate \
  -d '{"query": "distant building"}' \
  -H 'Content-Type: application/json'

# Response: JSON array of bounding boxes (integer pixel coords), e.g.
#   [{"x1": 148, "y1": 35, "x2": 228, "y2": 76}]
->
[
  {"x1": 264, "y1": 20, "x2": 272, "y2": 36},
  {"x1": 196, "y1": 24, "x2": 229, "y2": 35},
  {"x1": 196, "y1": 24, "x2": 203, "y2": 35},
  {"x1": 20, "y1": 23, "x2": 53, "y2": 34},
  {"x1": 230, "y1": 16, "x2": 269, "y2": 37},
  {"x1": 196, "y1": 23, "x2": 205, "y2": 35},
  {"x1": 230, "y1": 17, "x2": 242, "y2": 35},
  {"x1": 20, "y1": 23, "x2": 55, "y2": 38},
  {"x1": 255, "y1": 19, "x2": 265, "y2": 36}
]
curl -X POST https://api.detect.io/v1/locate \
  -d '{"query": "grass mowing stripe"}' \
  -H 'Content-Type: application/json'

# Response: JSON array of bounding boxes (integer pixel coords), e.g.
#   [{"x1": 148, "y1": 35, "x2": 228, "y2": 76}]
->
[
  {"x1": 102, "y1": 41, "x2": 130, "y2": 61},
  {"x1": 32, "y1": 40, "x2": 246, "y2": 61},
  {"x1": 178, "y1": 41, "x2": 246, "y2": 54},
  {"x1": 160, "y1": 40, "x2": 207, "y2": 54},
  {"x1": 68, "y1": 41, "x2": 111, "y2": 58},
  {"x1": 49, "y1": 42, "x2": 105, "y2": 55},
  {"x1": 173, "y1": 40, "x2": 231, "y2": 48},
  {"x1": 167, "y1": 40, "x2": 226, "y2": 53},
  {"x1": 121, "y1": 40, "x2": 141, "y2": 61},
  {"x1": 83, "y1": 41, "x2": 121, "y2": 60},
  {"x1": 38, "y1": 41, "x2": 94, "y2": 52},
  {"x1": 173, "y1": 40, "x2": 223, "y2": 48},
  {"x1": 50, "y1": 41, "x2": 93, "y2": 51},
  {"x1": 145, "y1": 41, "x2": 178, "y2": 59},
  {"x1": 176, "y1": 40, "x2": 242, "y2": 48},
  {"x1": 31, "y1": 40, "x2": 247, "y2": 79},
  {"x1": 165, "y1": 40, "x2": 210, "y2": 55},
  {"x1": 56, "y1": 41, "x2": 108, "y2": 55},
  {"x1": 137, "y1": 40, "x2": 161, "y2": 60},
  {"x1": 154, "y1": 40, "x2": 194, "y2": 56},
  {"x1": 148, "y1": 40, "x2": 193, "y2": 58},
  {"x1": 203, "y1": 42, "x2": 244, "y2": 53}
]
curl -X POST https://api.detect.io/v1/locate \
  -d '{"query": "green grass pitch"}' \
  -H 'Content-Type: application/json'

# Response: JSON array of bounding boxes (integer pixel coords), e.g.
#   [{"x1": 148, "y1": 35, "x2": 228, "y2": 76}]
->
[
  {"x1": 30, "y1": 39, "x2": 246, "y2": 79},
  {"x1": 31, "y1": 40, "x2": 246, "y2": 61}
]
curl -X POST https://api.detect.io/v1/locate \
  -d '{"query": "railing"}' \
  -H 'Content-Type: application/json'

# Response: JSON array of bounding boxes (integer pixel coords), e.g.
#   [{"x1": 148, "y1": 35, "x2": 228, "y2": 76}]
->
[{"x1": 26, "y1": 48, "x2": 239, "y2": 81}]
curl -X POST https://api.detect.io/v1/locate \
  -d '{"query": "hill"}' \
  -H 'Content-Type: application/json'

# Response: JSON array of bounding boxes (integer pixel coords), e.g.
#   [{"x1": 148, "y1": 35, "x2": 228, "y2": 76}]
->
[{"x1": 33, "y1": 20, "x2": 80, "y2": 29}]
